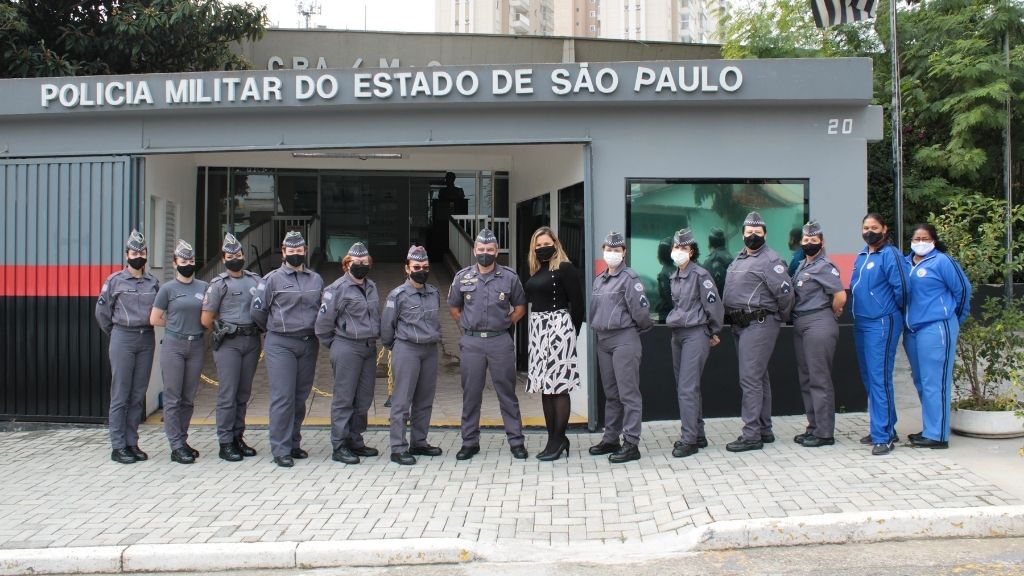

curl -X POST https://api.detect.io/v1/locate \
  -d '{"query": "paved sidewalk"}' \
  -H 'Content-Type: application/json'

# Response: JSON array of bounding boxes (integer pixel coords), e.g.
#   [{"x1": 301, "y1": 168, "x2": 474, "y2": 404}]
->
[{"x1": 1, "y1": 351, "x2": 1022, "y2": 574}]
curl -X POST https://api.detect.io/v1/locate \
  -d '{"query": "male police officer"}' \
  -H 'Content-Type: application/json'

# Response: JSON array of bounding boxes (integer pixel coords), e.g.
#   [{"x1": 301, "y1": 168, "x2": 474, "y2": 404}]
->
[
  {"x1": 96, "y1": 229, "x2": 160, "y2": 464},
  {"x1": 447, "y1": 228, "x2": 528, "y2": 460},
  {"x1": 201, "y1": 233, "x2": 261, "y2": 462},
  {"x1": 252, "y1": 230, "x2": 324, "y2": 467},
  {"x1": 723, "y1": 211, "x2": 794, "y2": 452}
]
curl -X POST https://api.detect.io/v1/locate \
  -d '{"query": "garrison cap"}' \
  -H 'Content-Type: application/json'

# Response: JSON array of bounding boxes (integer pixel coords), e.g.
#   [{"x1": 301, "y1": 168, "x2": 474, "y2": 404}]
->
[
  {"x1": 126, "y1": 229, "x2": 147, "y2": 252},
  {"x1": 282, "y1": 230, "x2": 305, "y2": 248},
  {"x1": 603, "y1": 231, "x2": 626, "y2": 248},
  {"x1": 347, "y1": 242, "x2": 370, "y2": 258},
  {"x1": 673, "y1": 228, "x2": 695, "y2": 246},
  {"x1": 743, "y1": 211, "x2": 766, "y2": 228},
  {"x1": 222, "y1": 232, "x2": 242, "y2": 254},
  {"x1": 173, "y1": 239, "x2": 195, "y2": 260},
  {"x1": 407, "y1": 245, "x2": 428, "y2": 262},
  {"x1": 476, "y1": 228, "x2": 498, "y2": 245},
  {"x1": 802, "y1": 221, "x2": 823, "y2": 237}
]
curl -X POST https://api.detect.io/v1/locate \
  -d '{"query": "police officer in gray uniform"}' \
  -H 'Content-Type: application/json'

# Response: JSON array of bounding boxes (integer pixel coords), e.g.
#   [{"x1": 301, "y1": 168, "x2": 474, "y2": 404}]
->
[
  {"x1": 723, "y1": 211, "x2": 795, "y2": 452},
  {"x1": 588, "y1": 231, "x2": 654, "y2": 463},
  {"x1": 447, "y1": 228, "x2": 528, "y2": 460},
  {"x1": 150, "y1": 240, "x2": 208, "y2": 464},
  {"x1": 315, "y1": 242, "x2": 381, "y2": 465},
  {"x1": 791, "y1": 221, "x2": 847, "y2": 447},
  {"x1": 252, "y1": 231, "x2": 324, "y2": 468},
  {"x1": 96, "y1": 229, "x2": 160, "y2": 464},
  {"x1": 665, "y1": 228, "x2": 724, "y2": 458},
  {"x1": 201, "y1": 233, "x2": 261, "y2": 462},
  {"x1": 382, "y1": 245, "x2": 443, "y2": 465}
]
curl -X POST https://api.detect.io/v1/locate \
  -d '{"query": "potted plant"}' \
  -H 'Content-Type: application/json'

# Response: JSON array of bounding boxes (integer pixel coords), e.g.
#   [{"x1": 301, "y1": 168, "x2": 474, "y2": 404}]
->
[{"x1": 931, "y1": 195, "x2": 1024, "y2": 438}]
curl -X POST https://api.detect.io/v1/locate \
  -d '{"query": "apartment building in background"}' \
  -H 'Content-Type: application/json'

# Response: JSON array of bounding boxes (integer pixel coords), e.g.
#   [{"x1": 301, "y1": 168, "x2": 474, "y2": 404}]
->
[{"x1": 436, "y1": 0, "x2": 728, "y2": 43}]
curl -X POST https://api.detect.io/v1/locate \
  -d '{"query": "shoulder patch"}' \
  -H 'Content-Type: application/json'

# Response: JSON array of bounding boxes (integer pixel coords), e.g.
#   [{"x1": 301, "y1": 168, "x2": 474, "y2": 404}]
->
[
  {"x1": 634, "y1": 282, "x2": 644, "y2": 292},
  {"x1": 773, "y1": 264, "x2": 786, "y2": 274},
  {"x1": 831, "y1": 267, "x2": 840, "y2": 276},
  {"x1": 100, "y1": 282, "x2": 109, "y2": 294},
  {"x1": 706, "y1": 292, "x2": 717, "y2": 303},
  {"x1": 257, "y1": 282, "x2": 266, "y2": 291},
  {"x1": 319, "y1": 303, "x2": 328, "y2": 314},
  {"x1": 702, "y1": 279, "x2": 713, "y2": 290},
  {"x1": 639, "y1": 295, "x2": 649, "y2": 308},
  {"x1": 194, "y1": 292, "x2": 204, "y2": 300},
  {"x1": 323, "y1": 291, "x2": 334, "y2": 301},
  {"x1": 781, "y1": 281, "x2": 791, "y2": 294}
]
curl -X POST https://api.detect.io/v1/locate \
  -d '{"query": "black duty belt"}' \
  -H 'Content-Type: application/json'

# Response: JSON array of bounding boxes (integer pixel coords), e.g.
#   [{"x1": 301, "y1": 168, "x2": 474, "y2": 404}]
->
[
  {"x1": 464, "y1": 330, "x2": 505, "y2": 338},
  {"x1": 727, "y1": 309, "x2": 774, "y2": 327},
  {"x1": 272, "y1": 332, "x2": 314, "y2": 341},
  {"x1": 230, "y1": 325, "x2": 259, "y2": 337}
]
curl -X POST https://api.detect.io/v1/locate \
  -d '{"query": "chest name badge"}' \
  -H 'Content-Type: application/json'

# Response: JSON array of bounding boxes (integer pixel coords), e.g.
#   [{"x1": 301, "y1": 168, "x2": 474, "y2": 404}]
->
[{"x1": 499, "y1": 292, "x2": 506, "y2": 301}]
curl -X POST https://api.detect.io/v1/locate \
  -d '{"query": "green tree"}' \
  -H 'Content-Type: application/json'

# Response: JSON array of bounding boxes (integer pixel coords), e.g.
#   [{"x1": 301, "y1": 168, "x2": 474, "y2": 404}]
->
[
  {"x1": 0, "y1": 0, "x2": 267, "y2": 78},
  {"x1": 721, "y1": 0, "x2": 1024, "y2": 239}
]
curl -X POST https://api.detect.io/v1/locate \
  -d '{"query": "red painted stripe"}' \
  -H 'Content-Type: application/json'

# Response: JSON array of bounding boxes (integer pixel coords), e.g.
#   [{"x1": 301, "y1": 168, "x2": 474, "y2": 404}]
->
[{"x1": 0, "y1": 265, "x2": 122, "y2": 297}]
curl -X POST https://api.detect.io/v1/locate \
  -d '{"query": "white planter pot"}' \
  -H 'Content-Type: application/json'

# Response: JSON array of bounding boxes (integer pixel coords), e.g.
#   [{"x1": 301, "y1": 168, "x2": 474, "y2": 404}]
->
[{"x1": 950, "y1": 408, "x2": 1024, "y2": 439}]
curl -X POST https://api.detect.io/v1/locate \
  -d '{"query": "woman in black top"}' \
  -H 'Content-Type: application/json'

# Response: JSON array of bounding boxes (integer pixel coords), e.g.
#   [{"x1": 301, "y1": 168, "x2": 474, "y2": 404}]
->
[{"x1": 524, "y1": 226, "x2": 585, "y2": 461}]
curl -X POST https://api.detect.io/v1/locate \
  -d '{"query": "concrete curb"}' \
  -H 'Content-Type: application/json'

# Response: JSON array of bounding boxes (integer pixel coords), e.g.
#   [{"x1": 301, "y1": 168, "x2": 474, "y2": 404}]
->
[
  {"x1": 690, "y1": 505, "x2": 1024, "y2": 551},
  {"x1": 2, "y1": 506, "x2": 1022, "y2": 574}
]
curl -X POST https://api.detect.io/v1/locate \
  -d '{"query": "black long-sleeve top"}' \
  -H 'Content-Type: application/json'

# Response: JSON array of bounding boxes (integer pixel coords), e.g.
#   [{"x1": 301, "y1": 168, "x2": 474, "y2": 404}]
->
[{"x1": 525, "y1": 261, "x2": 585, "y2": 333}]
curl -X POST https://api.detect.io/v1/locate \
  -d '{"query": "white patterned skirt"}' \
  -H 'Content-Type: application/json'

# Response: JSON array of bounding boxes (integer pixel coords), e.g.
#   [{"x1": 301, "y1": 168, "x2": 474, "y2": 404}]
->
[{"x1": 527, "y1": 309, "x2": 581, "y2": 394}]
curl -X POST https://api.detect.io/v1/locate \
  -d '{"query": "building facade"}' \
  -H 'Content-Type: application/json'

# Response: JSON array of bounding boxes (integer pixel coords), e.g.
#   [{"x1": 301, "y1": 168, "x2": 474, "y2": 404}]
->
[{"x1": 0, "y1": 31, "x2": 880, "y2": 426}]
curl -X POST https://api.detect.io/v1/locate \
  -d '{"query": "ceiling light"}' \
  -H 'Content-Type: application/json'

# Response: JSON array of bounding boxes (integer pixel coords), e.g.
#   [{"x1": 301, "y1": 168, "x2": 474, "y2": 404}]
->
[{"x1": 291, "y1": 152, "x2": 404, "y2": 160}]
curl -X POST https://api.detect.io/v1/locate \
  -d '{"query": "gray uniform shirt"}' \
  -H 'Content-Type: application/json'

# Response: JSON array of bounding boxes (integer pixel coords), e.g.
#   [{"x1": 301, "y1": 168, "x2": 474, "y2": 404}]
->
[
  {"x1": 723, "y1": 246, "x2": 795, "y2": 321},
  {"x1": 202, "y1": 271, "x2": 260, "y2": 325},
  {"x1": 315, "y1": 274, "x2": 381, "y2": 347},
  {"x1": 153, "y1": 279, "x2": 209, "y2": 336},
  {"x1": 381, "y1": 281, "x2": 442, "y2": 347},
  {"x1": 588, "y1": 266, "x2": 655, "y2": 333},
  {"x1": 446, "y1": 264, "x2": 526, "y2": 332},
  {"x1": 251, "y1": 264, "x2": 324, "y2": 335},
  {"x1": 665, "y1": 263, "x2": 725, "y2": 335},
  {"x1": 95, "y1": 268, "x2": 160, "y2": 333},
  {"x1": 792, "y1": 253, "x2": 844, "y2": 314}
]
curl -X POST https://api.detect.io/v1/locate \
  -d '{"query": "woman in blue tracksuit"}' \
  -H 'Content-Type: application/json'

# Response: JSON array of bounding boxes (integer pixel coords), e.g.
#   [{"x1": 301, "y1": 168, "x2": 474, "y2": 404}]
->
[
  {"x1": 851, "y1": 213, "x2": 908, "y2": 456},
  {"x1": 903, "y1": 223, "x2": 971, "y2": 449}
]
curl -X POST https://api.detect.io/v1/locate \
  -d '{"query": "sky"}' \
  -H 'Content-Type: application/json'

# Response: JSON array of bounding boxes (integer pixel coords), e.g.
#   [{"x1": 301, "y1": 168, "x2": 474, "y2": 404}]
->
[{"x1": 227, "y1": 0, "x2": 437, "y2": 32}]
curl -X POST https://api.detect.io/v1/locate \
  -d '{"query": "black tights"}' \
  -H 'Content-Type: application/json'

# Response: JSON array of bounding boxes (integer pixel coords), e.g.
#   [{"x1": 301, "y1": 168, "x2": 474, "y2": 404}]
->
[{"x1": 541, "y1": 393, "x2": 571, "y2": 453}]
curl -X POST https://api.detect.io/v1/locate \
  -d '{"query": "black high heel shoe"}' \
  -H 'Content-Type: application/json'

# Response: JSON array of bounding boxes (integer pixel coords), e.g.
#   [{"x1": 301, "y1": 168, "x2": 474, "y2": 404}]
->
[{"x1": 536, "y1": 439, "x2": 570, "y2": 462}]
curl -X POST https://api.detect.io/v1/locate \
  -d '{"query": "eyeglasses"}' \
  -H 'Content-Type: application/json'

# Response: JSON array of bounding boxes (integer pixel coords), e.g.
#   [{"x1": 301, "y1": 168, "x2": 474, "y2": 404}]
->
[{"x1": 409, "y1": 266, "x2": 430, "y2": 272}]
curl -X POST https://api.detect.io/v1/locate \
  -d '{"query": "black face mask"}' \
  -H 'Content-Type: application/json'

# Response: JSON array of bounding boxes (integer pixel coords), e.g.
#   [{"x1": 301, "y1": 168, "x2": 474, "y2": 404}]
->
[
  {"x1": 224, "y1": 259, "x2": 245, "y2": 272},
  {"x1": 127, "y1": 257, "x2": 147, "y2": 270},
  {"x1": 476, "y1": 253, "x2": 496, "y2": 267},
  {"x1": 410, "y1": 270, "x2": 429, "y2": 285},
  {"x1": 862, "y1": 230, "x2": 884, "y2": 246},
  {"x1": 285, "y1": 254, "x2": 305, "y2": 267},
  {"x1": 176, "y1": 264, "x2": 195, "y2": 278},
  {"x1": 743, "y1": 234, "x2": 765, "y2": 250},
  {"x1": 801, "y1": 243, "x2": 823, "y2": 257},
  {"x1": 349, "y1": 264, "x2": 370, "y2": 279},
  {"x1": 535, "y1": 246, "x2": 556, "y2": 262}
]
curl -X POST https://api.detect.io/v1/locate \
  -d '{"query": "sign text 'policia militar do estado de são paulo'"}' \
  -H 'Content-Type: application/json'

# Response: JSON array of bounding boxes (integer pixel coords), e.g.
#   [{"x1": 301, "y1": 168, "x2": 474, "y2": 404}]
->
[
  {"x1": 39, "y1": 64, "x2": 744, "y2": 109},
  {"x1": 0, "y1": 60, "x2": 875, "y2": 115}
]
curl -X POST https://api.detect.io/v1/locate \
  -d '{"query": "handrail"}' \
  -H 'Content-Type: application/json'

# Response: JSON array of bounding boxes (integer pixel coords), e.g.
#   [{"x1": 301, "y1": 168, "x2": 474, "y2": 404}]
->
[{"x1": 250, "y1": 243, "x2": 264, "y2": 276}]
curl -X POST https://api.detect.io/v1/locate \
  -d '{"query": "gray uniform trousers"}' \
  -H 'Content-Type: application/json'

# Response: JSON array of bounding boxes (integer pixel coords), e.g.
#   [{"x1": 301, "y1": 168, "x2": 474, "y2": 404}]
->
[
  {"x1": 793, "y1": 309, "x2": 838, "y2": 438},
  {"x1": 671, "y1": 326, "x2": 710, "y2": 444},
  {"x1": 733, "y1": 316, "x2": 781, "y2": 442},
  {"x1": 160, "y1": 336, "x2": 205, "y2": 450},
  {"x1": 389, "y1": 340, "x2": 439, "y2": 453},
  {"x1": 264, "y1": 332, "x2": 319, "y2": 458},
  {"x1": 596, "y1": 328, "x2": 643, "y2": 445},
  {"x1": 459, "y1": 333, "x2": 525, "y2": 448},
  {"x1": 108, "y1": 327, "x2": 155, "y2": 449},
  {"x1": 329, "y1": 337, "x2": 377, "y2": 450},
  {"x1": 214, "y1": 334, "x2": 261, "y2": 444}
]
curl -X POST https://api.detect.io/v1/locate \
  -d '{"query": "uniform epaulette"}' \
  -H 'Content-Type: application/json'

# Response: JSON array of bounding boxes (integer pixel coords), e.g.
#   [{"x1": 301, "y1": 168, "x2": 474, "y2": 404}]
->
[
  {"x1": 456, "y1": 266, "x2": 474, "y2": 279},
  {"x1": 498, "y1": 264, "x2": 517, "y2": 275},
  {"x1": 210, "y1": 272, "x2": 228, "y2": 284},
  {"x1": 623, "y1": 267, "x2": 640, "y2": 279},
  {"x1": 244, "y1": 270, "x2": 260, "y2": 278},
  {"x1": 387, "y1": 285, "x2": 405, "y2": 299}
]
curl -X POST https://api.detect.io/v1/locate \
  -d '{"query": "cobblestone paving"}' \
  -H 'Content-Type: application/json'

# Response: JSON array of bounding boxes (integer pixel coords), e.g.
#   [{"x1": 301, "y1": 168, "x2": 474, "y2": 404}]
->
[{"x1": 0, "y1": 414, "x2": 1019, "y2": 550}]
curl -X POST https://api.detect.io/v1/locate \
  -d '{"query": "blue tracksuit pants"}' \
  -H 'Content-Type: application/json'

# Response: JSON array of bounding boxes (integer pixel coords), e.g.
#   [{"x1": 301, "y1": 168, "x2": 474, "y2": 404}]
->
[
  {"x1": 903, "y1": 318, "x2": 958, "y2": 442},
  {"x1": 854, "y1": 311, "x2": 900, "y2": 443}
]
